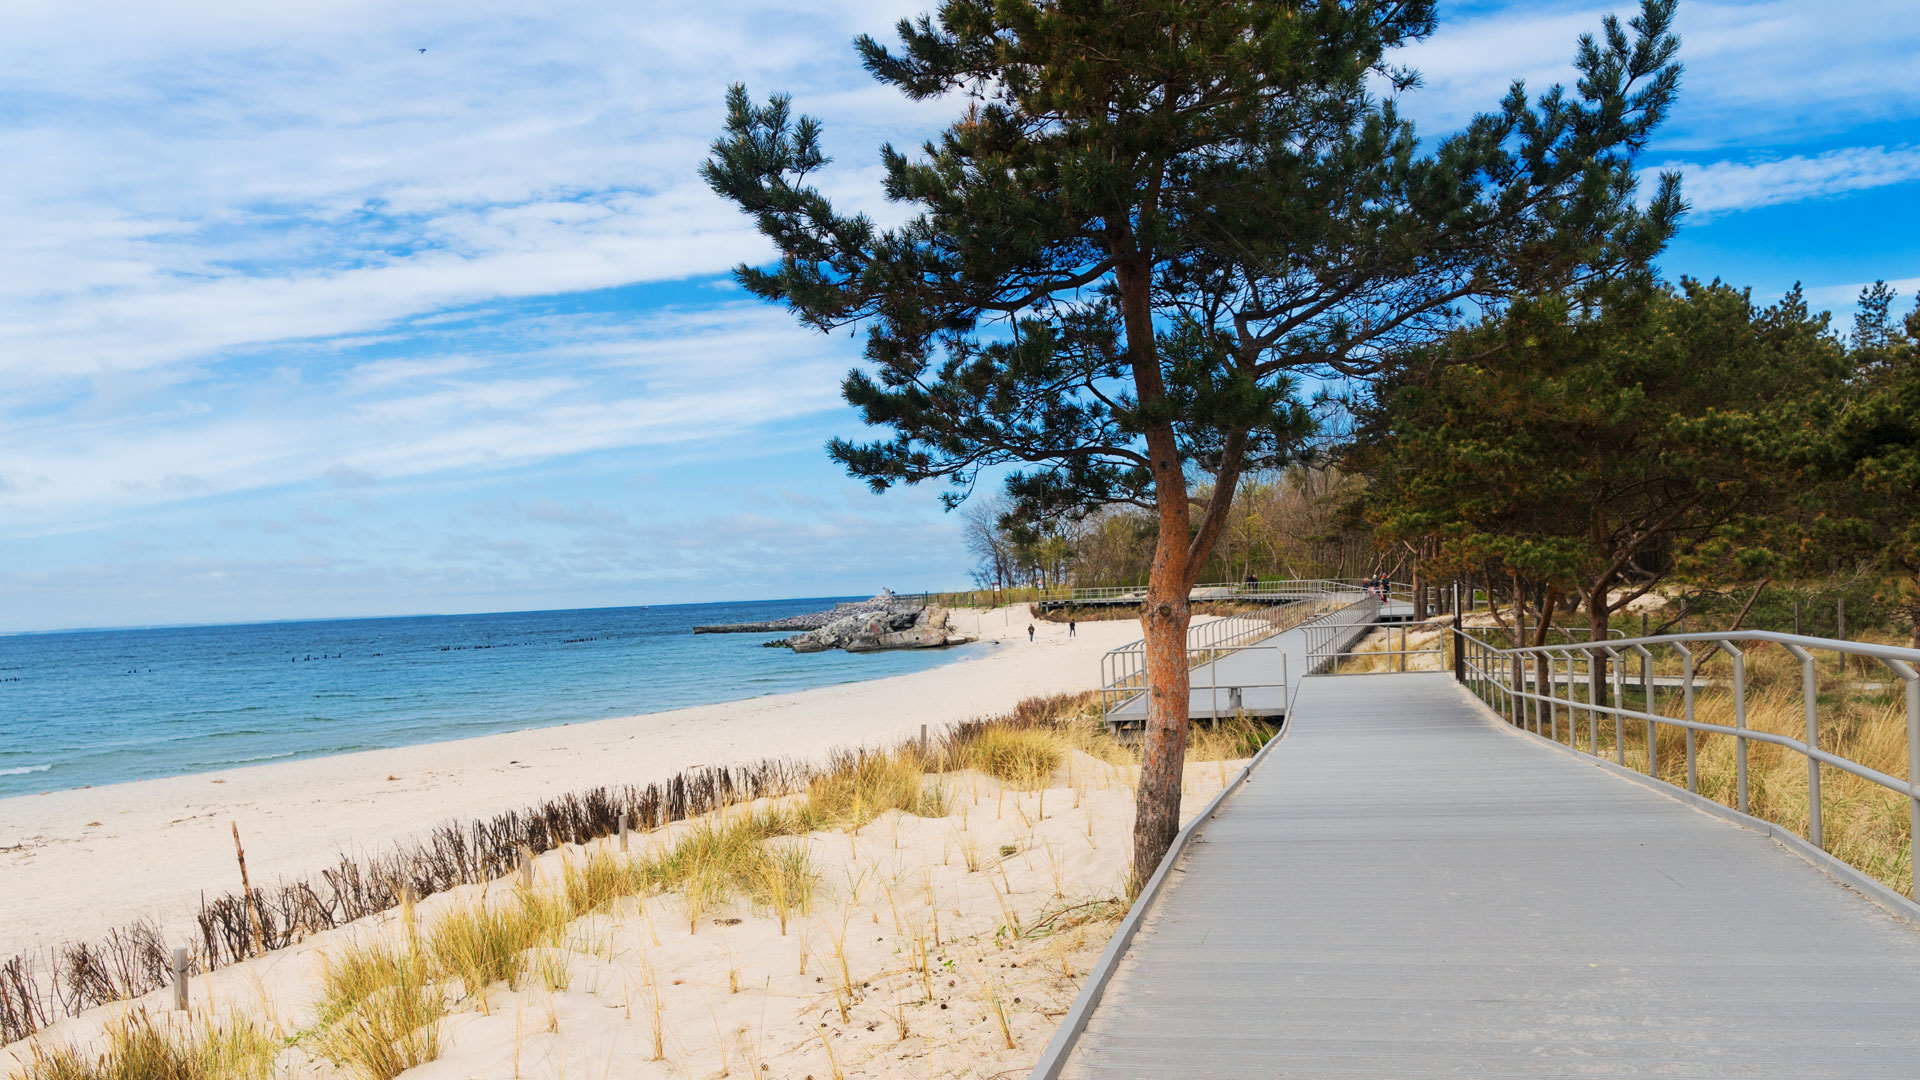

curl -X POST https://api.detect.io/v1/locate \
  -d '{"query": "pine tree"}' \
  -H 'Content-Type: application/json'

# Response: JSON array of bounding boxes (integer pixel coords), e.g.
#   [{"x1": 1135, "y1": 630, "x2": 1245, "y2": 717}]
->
[
  {"x1": 704, "y1": 0, "x2": 1683, "y2": 880},
  {"x1": 1831, "y1": 285, "x2": 1920, "y2": 646}
]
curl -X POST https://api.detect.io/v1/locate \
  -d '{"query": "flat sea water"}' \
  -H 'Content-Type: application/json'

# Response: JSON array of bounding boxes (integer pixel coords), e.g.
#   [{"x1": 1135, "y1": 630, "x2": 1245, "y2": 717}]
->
[{"x1": 0, "y1": 598, "x2": 981, "y2": 799}]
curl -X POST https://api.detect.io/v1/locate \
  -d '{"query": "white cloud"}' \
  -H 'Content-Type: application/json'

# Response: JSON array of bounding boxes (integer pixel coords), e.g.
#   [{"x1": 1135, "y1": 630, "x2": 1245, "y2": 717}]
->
[
  {"x1": 1392, "y1": 1, "x2": 1920, "y2": 151},
  {"x1": 1805, "y1": 277, "x2": 1920, "y2": 312},
  {"x1": 0, "y1": 0, "x2": 941, "y2": 541},
  {"x1": 1651, "y1": 146, "x2": 1920, "y2": 216},
  {"x1": 0, "y1": 303, "x2": 852, "y2": 536}
]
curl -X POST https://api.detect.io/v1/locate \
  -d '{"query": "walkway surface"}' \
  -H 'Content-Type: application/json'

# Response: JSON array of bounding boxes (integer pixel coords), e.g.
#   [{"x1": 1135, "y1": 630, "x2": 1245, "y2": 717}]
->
[
  {"x1": 1104, "y1": 605, "x2": 1387, "y2": 726},
  {"x1": 1062, "y1": 673, "x2": 1920, "y2": 1078}
]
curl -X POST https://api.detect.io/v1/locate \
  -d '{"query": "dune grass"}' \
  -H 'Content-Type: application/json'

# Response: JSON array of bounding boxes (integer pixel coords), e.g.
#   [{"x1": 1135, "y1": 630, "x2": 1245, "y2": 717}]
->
[
  {"x1": 1681, "y1": 680, "x2": 1912, "y2": 894},
  {"x1": 311, "y1": 942, "x2": 443, "y2": 1080},
  {"x1": 955, "y1": 727, "x2": 1067, "y2": 789},
  {"x1": 5, "y1": 693, "x2": 1275, "y2": 1078},
  {"x1": 11, "y1": 1011, "x2": 275, "y2": 1080},
  {"x1": 802, "y1": 753, "x2": 949, "y2": 829}
]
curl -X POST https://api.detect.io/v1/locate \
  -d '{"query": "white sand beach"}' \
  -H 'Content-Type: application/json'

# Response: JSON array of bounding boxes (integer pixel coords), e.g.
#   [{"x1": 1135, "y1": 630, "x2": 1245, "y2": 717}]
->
[
  {"x1": 2, "y1": 732, "x2": 1248, "y2": 1079},
  {"x1": 0, "y1": 611, "x2": 1139, "y2": 962}
]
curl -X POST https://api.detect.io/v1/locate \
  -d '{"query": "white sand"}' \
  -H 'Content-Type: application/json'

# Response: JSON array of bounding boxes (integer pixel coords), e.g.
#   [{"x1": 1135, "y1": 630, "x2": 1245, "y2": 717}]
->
[
  {"x1": 2, "y1": 747, "x2": 1246, "y2": 1078},
  {"x1": 0, "y1": 610, "x2": 1144, "y2": 961}
]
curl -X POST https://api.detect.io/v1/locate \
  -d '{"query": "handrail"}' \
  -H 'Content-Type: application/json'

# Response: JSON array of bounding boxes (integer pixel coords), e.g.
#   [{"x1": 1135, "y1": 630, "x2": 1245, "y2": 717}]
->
[
  {"x1": 1045, "y1": 578, "x2": 1356, "y2": 604},
  {"x1": 1301, "y1": 594, "x2": 1385, "y2": 674},
  {"x1": 1098, "y1": 583, "x2": 1366, "y2": 723},
  {"x1": 1453, "y1": 625, "x2": 1920, "y2": 898}
]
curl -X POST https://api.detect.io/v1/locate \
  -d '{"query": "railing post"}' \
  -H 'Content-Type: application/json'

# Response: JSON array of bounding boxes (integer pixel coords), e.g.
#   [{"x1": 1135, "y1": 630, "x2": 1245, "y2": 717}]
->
[
  {"x1": 1675, "y1": 642, "x2": 1697, "y2": 794},
  {"x1": 1545, "y1": 651, "x2": 1560, "y2": 742},
  {"x1": 1585, "y1": 648, "x2": 1599, "y2": 755},
  {"x1": 1783, "y1": 642, "x2": 1821, "y2": 851},
  {"x1": 1880, "y1": 657, "x2": 1919, "y2": 900},
  {"x1": 1631, "y1": 644, "x2": 1655, "y2": 777},
  {"x1": 1602, "y1": 646, "x2": 1625, "y2": 765},
  {"x1": 1508, "y1": 646, "x2": 1520, "y2": 725},
  {"x1": 1717, "y1": 641, "x2": 1748, "y2": 814}
]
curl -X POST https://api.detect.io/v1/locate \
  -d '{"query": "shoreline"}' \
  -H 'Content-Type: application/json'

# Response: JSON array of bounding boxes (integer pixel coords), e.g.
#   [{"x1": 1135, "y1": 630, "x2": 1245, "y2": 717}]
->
[{"x1": 0, "y1": 610, "x2": 1138, "y2": 960}]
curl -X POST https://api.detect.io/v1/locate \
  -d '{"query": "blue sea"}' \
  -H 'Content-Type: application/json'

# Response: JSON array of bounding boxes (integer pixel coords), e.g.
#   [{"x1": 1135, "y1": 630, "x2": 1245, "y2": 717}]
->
[{"x1": 0, "y1": 599, "x2": 980, "y2": 799}]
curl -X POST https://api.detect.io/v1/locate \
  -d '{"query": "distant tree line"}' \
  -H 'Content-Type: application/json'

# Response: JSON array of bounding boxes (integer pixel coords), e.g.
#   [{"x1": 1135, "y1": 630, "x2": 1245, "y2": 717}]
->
[
  {"x1": 1350, "y1": 278, "x2": 1920, "y2": 649},
  {"x1": 958, "y1": 275, "x2": 1920, "y2": 654},
  {"x1": 961, "y1": 465, "x2": 1382, "y2": 594}
]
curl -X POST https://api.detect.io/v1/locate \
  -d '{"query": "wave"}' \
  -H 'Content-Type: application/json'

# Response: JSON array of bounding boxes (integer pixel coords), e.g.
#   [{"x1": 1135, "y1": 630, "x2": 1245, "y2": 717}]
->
[{"x1": 0, "y1": 763, "x2": 52, "y2": 776}]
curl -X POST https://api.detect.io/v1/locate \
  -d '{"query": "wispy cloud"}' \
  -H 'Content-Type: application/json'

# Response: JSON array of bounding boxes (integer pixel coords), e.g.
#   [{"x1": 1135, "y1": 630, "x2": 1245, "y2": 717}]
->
[
  {"x1": 1394, "y1": 1, "x2": 1920, "y2": 150},
  {"x1": 1653, "y1": 146, "x2": 1920, "y2": 216},
  {"x1": 2, "y1": 0, "x2": 1916, "y2": 629},
  {"x1": 0, "y1": 0, "x2": 931, "y2": 541},
  {"x1": 1805, "y1": 277, "x2": 1920, "y2": 312}
]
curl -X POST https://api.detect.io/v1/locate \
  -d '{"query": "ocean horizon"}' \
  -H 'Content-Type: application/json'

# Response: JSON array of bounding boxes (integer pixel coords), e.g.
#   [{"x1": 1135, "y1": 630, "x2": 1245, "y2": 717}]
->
[{"x1": 0, "y1": 597, "x2": 982, "y2": 798}]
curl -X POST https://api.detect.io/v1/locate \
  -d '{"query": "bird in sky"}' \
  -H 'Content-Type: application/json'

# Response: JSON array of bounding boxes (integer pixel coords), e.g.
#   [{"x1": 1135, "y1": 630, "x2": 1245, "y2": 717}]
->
[{"x1": 417, "y1": 48, "x2": 427, "y2": 54}]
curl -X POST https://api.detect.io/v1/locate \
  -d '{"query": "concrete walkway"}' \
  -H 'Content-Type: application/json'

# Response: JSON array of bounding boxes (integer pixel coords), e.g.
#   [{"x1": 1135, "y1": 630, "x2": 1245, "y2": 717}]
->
[{"x1": 1062, "y1": 673, "x2": 1920, "y2": 1078}]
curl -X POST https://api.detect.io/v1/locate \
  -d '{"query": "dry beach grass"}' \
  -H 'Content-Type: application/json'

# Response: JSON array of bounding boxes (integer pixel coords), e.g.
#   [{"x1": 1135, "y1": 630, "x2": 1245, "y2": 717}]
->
[{"x1": 3, "y1": 693, "x2": 1268, "y2": 1080}]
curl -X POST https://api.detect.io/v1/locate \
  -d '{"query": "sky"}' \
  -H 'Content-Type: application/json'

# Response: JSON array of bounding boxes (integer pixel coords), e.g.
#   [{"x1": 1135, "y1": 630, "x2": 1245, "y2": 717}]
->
[{"x1": 0, "y1": 0, "x2": 1915, "y2": 633}]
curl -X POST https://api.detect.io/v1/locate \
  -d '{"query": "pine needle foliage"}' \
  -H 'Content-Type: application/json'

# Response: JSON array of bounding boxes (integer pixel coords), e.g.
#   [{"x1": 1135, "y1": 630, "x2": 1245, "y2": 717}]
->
[{"x1": 705, "y1": 0, "x2": 1686, "y2": 878}]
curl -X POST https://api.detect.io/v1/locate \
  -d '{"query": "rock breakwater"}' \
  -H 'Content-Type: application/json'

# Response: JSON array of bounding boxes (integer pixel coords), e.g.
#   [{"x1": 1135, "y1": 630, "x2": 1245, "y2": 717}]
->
[{"x1": 692, "y1": 592, "x2": 977, "y2": 654}]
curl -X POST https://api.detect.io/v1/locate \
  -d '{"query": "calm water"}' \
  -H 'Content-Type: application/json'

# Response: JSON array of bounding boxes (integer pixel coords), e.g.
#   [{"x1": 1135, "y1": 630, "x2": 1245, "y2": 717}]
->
[{"x1": 0, "y1": 599, "x2": 979, "y2": 798}]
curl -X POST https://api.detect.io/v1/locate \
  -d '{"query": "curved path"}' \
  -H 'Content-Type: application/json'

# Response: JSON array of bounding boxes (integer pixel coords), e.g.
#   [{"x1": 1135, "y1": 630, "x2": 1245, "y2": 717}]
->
[{"x1": 1058, "y1": 672, "x2": 1920, "y2": 1078}]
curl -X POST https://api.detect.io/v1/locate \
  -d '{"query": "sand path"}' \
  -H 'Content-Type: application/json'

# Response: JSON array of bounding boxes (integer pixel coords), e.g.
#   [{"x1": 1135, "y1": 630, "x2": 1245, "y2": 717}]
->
[{"x1": 0, "y1": 610, "x2": 1143, "y2": 959}]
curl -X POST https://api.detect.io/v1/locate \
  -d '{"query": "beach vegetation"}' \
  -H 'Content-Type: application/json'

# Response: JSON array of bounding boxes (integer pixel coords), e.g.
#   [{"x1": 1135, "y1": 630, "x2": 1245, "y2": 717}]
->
[
  {"x1": 427, "y1": 902, "x2": 546, "y2": 1010},
  {"x1": 956, "y1": 728, "x2": 1065, "y2": 791},
  {"x1": 803, "y1": 750, "x2": 949, "y2": 828},
  {"x1": 11, "y1": 1010, "x2": 275, "y2": 1080},
  {"x1": 311, "y1": 941, "x2": 443, "y2": 1080},
  {"x1": 2, "y1": 692, "x2": 1270, "y2": 1073}
]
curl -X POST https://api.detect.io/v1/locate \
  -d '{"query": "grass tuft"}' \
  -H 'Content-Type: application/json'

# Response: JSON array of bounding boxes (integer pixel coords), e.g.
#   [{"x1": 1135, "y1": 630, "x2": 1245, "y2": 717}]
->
[
  {"x1": 955, "y1": 728, "x2": 1066, "y2": 789},
  {"x1": 14, "y1": 1010, "x2": 275, "y2": 1080},
  {"x1": 312, "y1": 942, "x2": 444, "y2": 1080}
]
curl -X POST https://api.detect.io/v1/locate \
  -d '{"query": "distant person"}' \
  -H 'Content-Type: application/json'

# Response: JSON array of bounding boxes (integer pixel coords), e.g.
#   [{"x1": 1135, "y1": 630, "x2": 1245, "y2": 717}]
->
[
  {"x1": 1027, "y1": 623, "x2": 1035, "y2": 642},
  {"x1": 1068, "y1": 619, "x2": 1077, "y2": 637}
]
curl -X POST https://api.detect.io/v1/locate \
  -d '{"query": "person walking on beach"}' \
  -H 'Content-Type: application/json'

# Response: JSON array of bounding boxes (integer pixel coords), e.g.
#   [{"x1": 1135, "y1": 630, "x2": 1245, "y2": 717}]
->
[
  {"x1": 1027, "y1": 623, "x2": 1035, "y2": 642},
  {"x1": 1068, "y1": 619, "x2": 1076, "y2": 638}
]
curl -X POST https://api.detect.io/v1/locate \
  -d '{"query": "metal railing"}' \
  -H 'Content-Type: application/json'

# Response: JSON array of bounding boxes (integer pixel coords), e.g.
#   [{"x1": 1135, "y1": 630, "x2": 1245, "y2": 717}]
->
[
  {"x1": 1315, "y1": 621, "x2": 1447, "y2": 674},
  {"x1": 1098, "y1": 587, "x2": 1366, "y2": 724},
  {"x1": 1045, "y1": 578, "x2": 1357, "y2": 605},
  {"x1": 1455, "y1": 626, "x2": 1920, "y2": 897},
  {"x1": 1301, "y1": 594, "x2": 1385, "y2": 674}
]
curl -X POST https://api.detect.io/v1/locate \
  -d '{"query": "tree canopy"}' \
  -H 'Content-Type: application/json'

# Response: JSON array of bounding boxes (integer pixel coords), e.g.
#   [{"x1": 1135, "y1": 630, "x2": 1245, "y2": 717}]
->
[
  {"x1": 1352, "y1": 280, "x2": 1847, "y2": 648},
  {"x1": 705, "y1": 0, "x2": 1684, "y2": 879}
]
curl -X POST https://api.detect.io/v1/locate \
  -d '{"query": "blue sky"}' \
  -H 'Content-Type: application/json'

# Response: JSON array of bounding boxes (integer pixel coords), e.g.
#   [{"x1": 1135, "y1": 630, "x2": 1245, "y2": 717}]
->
[{"x1": 1, "y1": 0, "x2": 1915, "y2": 633}]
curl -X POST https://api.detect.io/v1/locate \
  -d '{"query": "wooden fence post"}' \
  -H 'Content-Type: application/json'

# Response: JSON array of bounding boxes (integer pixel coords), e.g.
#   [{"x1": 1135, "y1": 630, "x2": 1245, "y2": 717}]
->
[
  {"x1": 171, "y1": 948, "x2": 189, "y2": 1011},
  {"x1": 230, "y1": 823, "x2": 265, "y2": 958}
]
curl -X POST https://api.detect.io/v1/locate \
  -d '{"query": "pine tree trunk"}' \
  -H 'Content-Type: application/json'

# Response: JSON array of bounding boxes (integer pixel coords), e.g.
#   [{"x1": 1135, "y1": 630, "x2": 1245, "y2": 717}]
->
[
  {"x1": 1589, "y1": 595, "x2": 1611, "y2": 709},
  {"x1": 1115, "y1": 249, "x2": 1199, "y2": 889},
  {"x1": 1132, "y1": 570, "x2": 1193, "y2": 888}
]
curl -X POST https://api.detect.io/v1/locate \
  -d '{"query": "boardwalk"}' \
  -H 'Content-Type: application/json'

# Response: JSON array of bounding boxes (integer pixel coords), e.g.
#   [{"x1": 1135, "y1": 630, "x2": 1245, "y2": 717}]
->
[
  {"x1": 1059, "y1": 673, "x2": 1920, "y2": 1077},
  {"x1": 1102, "y1": 604, "x2": 1403, "y2": 727}
]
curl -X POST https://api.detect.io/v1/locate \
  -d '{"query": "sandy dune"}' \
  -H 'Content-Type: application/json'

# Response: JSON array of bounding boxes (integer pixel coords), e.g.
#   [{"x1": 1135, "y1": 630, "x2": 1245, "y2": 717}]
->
[{"x1": 0, "y1": 610, "x2": 1142, "y2": 960}]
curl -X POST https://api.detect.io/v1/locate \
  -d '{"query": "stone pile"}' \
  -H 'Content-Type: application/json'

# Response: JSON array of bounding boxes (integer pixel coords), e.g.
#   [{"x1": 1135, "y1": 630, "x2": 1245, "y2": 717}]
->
[
  {"x1": 692, "y1": 592, "x2": 919, "y2": 634},
  {"x1": 786, "y1": 603, "x2": 976, "y2": 654}
]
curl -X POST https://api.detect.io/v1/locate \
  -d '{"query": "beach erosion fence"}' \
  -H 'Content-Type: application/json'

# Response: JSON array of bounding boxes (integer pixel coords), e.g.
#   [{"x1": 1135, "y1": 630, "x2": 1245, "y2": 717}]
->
[{"x1": 0, "y1": 757, "x2": 812, "y2": 1046}]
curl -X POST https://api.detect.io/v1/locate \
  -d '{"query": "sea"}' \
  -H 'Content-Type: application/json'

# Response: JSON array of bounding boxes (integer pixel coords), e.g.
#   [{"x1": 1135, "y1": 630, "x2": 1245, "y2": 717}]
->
[{"x1": 0, "y1": 598, "x2": 981, "y2": 799}]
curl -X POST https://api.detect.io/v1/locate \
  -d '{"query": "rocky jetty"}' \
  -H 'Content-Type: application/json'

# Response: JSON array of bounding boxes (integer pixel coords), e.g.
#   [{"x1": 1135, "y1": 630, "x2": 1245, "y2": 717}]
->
[
  {"x1": 786, "y1": 603, "x2": 976, "y2": 654},
  {"x1": 693, "y1": 591, "x2": 975, "y2": 653},
  {"x1": 692, "y1": 593, "x2": 909, "y2": 634}
]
